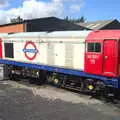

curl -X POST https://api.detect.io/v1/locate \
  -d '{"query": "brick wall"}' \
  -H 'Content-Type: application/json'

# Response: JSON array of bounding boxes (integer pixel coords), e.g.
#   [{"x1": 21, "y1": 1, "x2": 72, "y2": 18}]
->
[{"x1": 0, "y1": 23, "x2": 25, "y2": 33}]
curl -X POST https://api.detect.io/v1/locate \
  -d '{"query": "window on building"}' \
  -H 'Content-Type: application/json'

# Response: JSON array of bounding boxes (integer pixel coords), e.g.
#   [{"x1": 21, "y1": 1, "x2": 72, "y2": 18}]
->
[
  {"x1": 87, "y1": 42, "x2": 101, "y2": 53},
  {"x1": 4, "y1": 43, "x2": 14, "y2": 58}
]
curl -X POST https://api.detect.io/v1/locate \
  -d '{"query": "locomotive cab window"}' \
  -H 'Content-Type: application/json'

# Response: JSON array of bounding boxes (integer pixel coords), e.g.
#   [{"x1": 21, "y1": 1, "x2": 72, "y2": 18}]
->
[
  {"x1": 4, "y1": 43, "x2": 14, "y2": 58},
  {"x1": 87, "y1": 42, "x2": 101, "y2": 53}
]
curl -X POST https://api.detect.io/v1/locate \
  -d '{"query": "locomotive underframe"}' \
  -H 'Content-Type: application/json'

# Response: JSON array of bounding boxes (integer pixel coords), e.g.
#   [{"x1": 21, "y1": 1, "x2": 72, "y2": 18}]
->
[
  {"x1": 7, "y1": 65, "x2": 105, "y2": 93},
  {"x1": 0, "y1": 58, "x2": 119, "y2": 95}
]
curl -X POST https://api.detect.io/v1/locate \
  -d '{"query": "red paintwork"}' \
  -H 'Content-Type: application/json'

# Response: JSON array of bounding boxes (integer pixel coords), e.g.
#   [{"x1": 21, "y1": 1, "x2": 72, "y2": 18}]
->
[
  {"x1": 118, "y1": 40, "x2": 120, "y2": 76},
  {"x1": 85, "y1": 30, "x2": 120, "y2": 77},
  {"x1": 85, "y1": 40, "x2": 103, "y2": 75},
  {"x1": 103, "y1": 40, "x2": 117, "y2": 77},
  {"x1": 0, "y1": 38, "x2": 2, "y2": 59}
]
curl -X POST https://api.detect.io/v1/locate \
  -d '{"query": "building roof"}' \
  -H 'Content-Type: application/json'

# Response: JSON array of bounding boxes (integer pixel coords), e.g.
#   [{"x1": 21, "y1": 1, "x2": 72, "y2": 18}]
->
[
  {"x1": 0, "y1": 17, "x2": 88, "y2": 31},
  {"x1": 25, "y1": 17, "x2": 89, "y2": 31},
  {"x1": 0, "y1": 21, "x2": 24, "y2": 27},
  {"x1": 76, "y1": 19, "x2": 120, "y2": 30}
]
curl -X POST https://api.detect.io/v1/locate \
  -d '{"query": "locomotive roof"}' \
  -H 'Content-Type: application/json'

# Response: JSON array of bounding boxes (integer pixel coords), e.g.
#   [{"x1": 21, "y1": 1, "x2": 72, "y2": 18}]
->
[
  {"x1": 87, "y1": 30, "x2": 120, "y2": 40},
  {"x1": 5, "y1": 31, "x2": 91, "y2": 38},
  {"x1": 5, "y1": 32, "x2": 47, "y2": 38},
  {"x1": 0, "y1": 33, "x2": 8, "y2": 37},
  {"x1": 47, "y1": 31, "x2": 90, "y2": 38}
]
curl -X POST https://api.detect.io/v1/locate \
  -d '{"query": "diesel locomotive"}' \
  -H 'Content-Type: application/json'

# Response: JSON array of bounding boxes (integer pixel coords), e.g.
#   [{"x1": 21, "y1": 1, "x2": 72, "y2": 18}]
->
[{"x1": 0, "y1": 30, "x2": 120, "y2": 94}]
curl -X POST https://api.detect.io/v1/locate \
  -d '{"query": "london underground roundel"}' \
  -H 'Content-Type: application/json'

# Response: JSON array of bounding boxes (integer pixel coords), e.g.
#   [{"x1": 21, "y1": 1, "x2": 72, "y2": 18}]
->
[{"x1": 23, "y1": 41, "x2": 38, "y2": 60}]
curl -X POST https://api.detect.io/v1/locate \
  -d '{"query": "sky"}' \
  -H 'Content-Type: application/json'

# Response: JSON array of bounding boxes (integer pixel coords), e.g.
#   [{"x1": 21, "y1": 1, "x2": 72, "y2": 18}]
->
[{"x1": 0, "y1": 0, "x2": 119, "y2": 24}]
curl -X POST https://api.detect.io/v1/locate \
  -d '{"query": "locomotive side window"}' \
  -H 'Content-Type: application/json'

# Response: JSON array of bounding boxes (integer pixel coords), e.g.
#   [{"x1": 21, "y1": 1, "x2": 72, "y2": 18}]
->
[
  {"x1": 4, "y1": 43, "x2": 14, "y2": 58},
  {"x1": 87, "y1": 43, "x2": 94, "y2": 52},
  {"x1": 87, "y1": 42, "x2": 101, "y2": 53}
]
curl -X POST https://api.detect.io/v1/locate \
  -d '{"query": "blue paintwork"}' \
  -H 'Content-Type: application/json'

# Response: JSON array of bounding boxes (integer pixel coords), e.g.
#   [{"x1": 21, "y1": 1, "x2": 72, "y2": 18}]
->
[
  {"x1": 0, "y1": 59, "x2": 120, "y2": 88},
  {"x1": 23, "y1": 49, "x2": 38, "y2": 53}
]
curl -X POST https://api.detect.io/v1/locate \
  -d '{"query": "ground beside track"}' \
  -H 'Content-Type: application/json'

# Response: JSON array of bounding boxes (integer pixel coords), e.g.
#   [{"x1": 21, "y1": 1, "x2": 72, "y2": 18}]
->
[{"x1": 0, "y1": 80, "x2": 120, "y2": 120}]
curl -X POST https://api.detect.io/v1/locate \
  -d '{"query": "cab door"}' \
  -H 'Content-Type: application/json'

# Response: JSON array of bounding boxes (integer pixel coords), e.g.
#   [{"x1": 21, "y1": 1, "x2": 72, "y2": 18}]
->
[
  {"x1": 85, "y1": 41, "x2": 103, "y2": 75},
  {"x1": 103, "y1": 40, "x2": 117, "y2": 77}
]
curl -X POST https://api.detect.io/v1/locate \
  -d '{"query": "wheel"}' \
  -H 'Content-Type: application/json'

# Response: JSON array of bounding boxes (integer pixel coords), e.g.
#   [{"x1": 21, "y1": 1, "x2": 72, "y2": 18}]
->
[{"x1": 84, "y1": 79, "x2": 95, "y2": 92}]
